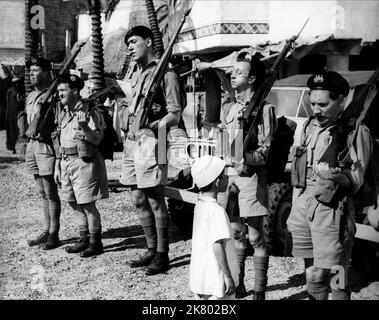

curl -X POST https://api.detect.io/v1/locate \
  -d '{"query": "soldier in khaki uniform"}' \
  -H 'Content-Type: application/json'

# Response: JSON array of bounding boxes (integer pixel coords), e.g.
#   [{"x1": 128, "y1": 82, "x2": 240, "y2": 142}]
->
[
  {"x1": 25, "y1": 57, "x2": 61, "y2": 250},
  {"x1": 54, "y1": 74, "x2": 108, "y2": 258},
  {"x1": 287, "y1": 71, "x2": 373, "y2": 300},
  {"x1": 217, "y1": 52, "x2": 278, "y2": 300},
  {"x1": 120, "y1": 26, "x2": 183, "y2": 275}
]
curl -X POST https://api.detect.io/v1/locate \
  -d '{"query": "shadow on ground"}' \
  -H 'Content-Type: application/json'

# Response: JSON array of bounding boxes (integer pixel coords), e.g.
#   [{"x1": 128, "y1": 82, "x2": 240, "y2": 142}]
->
[
  {"x1": 245, "y1": 273, "x2": 306, "y2": 300},
  {"x1": 0, "y1": 156, "x2": 24, "y2": 169},
  {"x1": 169, "y1": 253, "x2": 191, "y2": 269},
  {"x1": 101, "y1": 223, "x2": 189, "y2": 252}
]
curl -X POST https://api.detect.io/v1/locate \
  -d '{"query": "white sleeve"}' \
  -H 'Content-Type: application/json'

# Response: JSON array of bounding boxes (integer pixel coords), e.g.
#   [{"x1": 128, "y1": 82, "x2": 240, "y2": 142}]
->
[{"x1": 208, "y1": 207, "x2": 232, "y2": 244}]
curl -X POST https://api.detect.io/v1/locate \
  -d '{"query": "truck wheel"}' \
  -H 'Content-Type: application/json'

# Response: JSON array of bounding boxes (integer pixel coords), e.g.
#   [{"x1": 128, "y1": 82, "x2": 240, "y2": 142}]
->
[
  {"x1": 265, "y1": 183, "x2": 293, "y2": 256},
  {"x1": 167, "y1": 169, "x2": 195, "y2": 238}
]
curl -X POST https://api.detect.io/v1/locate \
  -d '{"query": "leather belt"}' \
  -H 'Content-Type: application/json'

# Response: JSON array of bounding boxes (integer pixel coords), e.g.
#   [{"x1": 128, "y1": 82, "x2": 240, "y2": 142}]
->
[{"x1": 61, "y1": 146, "x2": 78, "y2": 156}]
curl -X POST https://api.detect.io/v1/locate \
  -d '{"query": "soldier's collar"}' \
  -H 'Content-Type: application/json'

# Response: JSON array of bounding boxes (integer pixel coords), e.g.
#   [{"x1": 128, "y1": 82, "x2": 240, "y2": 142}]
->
[
  {"x1": 139, "y1": 59, "x2": 158, "y2": 72},
  {"x1": 64, "y1": 98, "x2": 83, "y2": 113},
  {"x1": 234, "y1": 89, "x2": 254, "y2": 106}
]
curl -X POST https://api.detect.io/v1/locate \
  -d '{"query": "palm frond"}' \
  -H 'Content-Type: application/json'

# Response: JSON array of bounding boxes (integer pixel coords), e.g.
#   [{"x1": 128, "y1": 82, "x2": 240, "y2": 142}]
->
[{"x1": 104, "y1": 0, "x2": 121, "y2": 21}]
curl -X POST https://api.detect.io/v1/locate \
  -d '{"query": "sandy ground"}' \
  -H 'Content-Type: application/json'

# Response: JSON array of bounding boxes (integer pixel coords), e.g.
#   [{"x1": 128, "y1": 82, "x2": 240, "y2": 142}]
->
[{"x1": 0, "y1": 130, "x2": 378, "y2": 300}]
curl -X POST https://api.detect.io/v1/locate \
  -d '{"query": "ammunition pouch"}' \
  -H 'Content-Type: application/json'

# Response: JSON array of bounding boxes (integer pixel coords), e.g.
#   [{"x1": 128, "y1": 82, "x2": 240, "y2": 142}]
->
[
  {"x1": 291, "y1": 145, "x2": 307, "y2": 188},
  {"x1": 118, "y1": 103, "x2": 129, "y2": 133}
]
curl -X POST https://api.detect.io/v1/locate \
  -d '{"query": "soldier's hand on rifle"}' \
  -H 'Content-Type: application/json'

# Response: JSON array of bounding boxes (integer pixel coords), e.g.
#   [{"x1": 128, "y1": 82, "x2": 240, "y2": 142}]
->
[
  {"x1": 315, "y1": 162, "x2": 341, "y2": 180},
  {"x1": 77, "y1": 110, "x2": 90, "y2": 129},
  {"x1": 149, "y1": 120, "x2": 160, "y2": 130},
  {"x1": 151, "y1": 102, "x2": 162, "y2": 115}
]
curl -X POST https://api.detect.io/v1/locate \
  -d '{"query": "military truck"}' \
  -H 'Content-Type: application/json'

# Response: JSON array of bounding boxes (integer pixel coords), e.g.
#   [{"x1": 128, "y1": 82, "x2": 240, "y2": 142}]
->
[{"x1": 165, "y1": 69, "x2": 379, "y2": 259}]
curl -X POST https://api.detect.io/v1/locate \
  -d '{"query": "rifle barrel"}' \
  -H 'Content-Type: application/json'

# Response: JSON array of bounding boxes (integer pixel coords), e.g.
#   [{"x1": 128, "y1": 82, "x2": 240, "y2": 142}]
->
[{"x1": 296, "y1": 18, "x2": 310, "y2": 39}]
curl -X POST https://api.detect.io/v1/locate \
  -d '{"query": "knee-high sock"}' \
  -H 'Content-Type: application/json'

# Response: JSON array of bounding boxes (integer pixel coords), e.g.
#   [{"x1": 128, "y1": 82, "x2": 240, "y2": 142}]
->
[
  {"x1": 85, "y1": 205, "x2": 101, "y2": 234},
  {"x1": 253, "y1": 255, "x2": 269, "y2": 293},
  {"x1": 42, "y1": 176, "x2": 61, "y2": 234},
  {"x1": 73, "y1": 205, "x2": 89, "y2": 235},
  {"x1": 48, "y1": 198, "x2": 61, "y2": 234},
  {"x1": 155, "y1": 213, "x2": 169, "y2": 253},
  {"x1": 236, "y1": 248, "x2": 247, "y2": 285},
  {"x1": 42, "y1": 199, "x2": 50, "y2": 232},
  {"x1": 307, "y1": 279, "x2": 329, "y2": 300},
  {"x1": 331, "y1": 287, "x2": 350, "y2": 300},
  {"x1": 139, "y1": 209, "x2": 157, "y2": 250}
]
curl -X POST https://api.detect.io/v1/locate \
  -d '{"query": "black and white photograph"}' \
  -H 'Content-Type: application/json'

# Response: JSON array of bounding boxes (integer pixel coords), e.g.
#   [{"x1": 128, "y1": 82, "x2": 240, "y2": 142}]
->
[{"x1": 0, "y1": 0, "x2": 379, "y2": 304}]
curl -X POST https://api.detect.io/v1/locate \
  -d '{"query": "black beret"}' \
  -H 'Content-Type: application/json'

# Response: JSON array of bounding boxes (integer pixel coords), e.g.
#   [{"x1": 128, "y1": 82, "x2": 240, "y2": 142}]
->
[
  {"x1": 56, "y1": 74, "x2": 84, "y2": 91},
  {"x1": 307, "y1": 71, "x2": 350, "y2": 97},
  {"x1": 124, "y1": 25, "x2": 154, "y2": 44},
  {"x1": 26, "y1": 56, "x2": 51, "y2": 71}
]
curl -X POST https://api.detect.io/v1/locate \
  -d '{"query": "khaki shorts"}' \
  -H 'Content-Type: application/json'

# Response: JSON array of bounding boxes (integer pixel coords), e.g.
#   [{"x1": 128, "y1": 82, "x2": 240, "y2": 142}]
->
[
  {"x1": 286, "y1": 182, "x2": 355, "y2": 269},
  {"x1": 25, "y1": 139, "x2": 55, "y2": 176},
  {"x1": 217, "y1": 167, "x2": 269, "y2": 219},
  {"x1": 60, "y1": 151, "x2": 109, "y2": 204},
  {"x1": 120, "y1": 129, "x2": 167, "y2": 189}
]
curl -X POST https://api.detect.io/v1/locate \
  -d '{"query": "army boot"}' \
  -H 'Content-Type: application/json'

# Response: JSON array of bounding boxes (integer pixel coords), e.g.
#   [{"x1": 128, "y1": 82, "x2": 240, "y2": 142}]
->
[
  {"x1": 145, "y1": 252, "x2": 169, "y2": 276},
  {"x1": 42, "y1": 232, "x2": 60, "y2": 250},
  {"x1": 27, "y1": 231, "x2": 49, "y2": 247},
  {"x1": 129, "y1": 248, "x2": 157, "y2": 268},
  {"x1": 80, "y1": 231, "x2": 103, "y2": 258},
  {"x1": 66, "y1": 232, "x2": 90, "y2": 254}
]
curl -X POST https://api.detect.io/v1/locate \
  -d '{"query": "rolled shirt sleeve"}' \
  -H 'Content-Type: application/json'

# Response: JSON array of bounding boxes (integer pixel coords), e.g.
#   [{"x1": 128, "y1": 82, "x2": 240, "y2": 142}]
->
[
  {"x1": 164, "y1": 71, "x2": 182, "y2": 114},
  {"x1": 208, "y1": 207, "x2": 233, "y2": 245},
  {"x1": 82, "y1": 107, "x2": 105, "y2": 146},
  {"x1": 343, "y1": 123, "x2": 373, "y2": 194}
]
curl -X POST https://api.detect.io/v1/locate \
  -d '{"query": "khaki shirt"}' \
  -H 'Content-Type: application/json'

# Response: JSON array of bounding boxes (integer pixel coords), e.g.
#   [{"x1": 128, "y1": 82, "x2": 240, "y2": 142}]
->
[
  {"x1": 302, "y1": 118, "x2": 372, "y2": 194},
  {"x1": 128, "y1": 60, "x2": 183, "y2": 116},
  {"x1": 25, "y1": 90, "x2": 47, "y2": 125},
  {"x1": 220, "y1": 92, "x2": 277, "y2": 167},
  {"x1": 59, "y1": 100, "x2": 105, "y2": 149}
]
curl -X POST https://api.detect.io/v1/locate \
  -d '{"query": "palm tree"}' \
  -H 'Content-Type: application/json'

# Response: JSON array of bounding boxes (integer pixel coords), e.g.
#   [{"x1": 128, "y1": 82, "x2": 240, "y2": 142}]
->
[
  {"x1": 145, "y1": 0, "x2": 164, "y2": 58},
  {"x1": 105, "y1": 0, "x2": 168, "y2": 55},
  {"x1": 24, "y1": 0, "x2": 39, "y2": 93},
  {"x1": 88, "y1": 0, "x2": 106, "y2": 92}
]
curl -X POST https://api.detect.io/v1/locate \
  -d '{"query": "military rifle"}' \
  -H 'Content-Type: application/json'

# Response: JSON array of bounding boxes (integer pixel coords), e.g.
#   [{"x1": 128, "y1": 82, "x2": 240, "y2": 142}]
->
[
  {"x1": 319, "y1": 66, "x2": 379, "y2": 167},
  {"x1": 26, "y1": 40, "x2": 87, "y2": 140},
  {"x1": 127, "y1": 5, "x2": 194, "y2": 137},
  {"x1": 241, "y1": 18, "x2": 309, "y2": 154}
]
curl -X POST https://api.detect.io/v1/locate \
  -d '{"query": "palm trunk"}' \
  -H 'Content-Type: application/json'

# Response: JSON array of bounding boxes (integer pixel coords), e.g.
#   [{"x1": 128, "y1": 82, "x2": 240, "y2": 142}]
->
[
  {"x1": 88, "y1": 0, "x2": 105, "y2": 92},
  {"x1": 145, "y1": 0, "x2": 164, "y2": 58},
  {"x1": 25, "y1": 0, "x2": 39, "y2": 93}
]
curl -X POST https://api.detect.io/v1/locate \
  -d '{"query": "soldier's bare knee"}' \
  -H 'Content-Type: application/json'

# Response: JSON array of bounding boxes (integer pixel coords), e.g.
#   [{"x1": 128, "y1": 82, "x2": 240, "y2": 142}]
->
[
  {"x1": 148, "y1": 199, "x2": 162, "y2": 212},
  {"x1": 306, "y1": 266, "x2": 325, "y2": 283},
  {"x1": 248, "y1": 232, "x2": 263, "y2": 248},
  {"x1": 131, "y1": 190, "x2": 147, "y2": 209}
]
